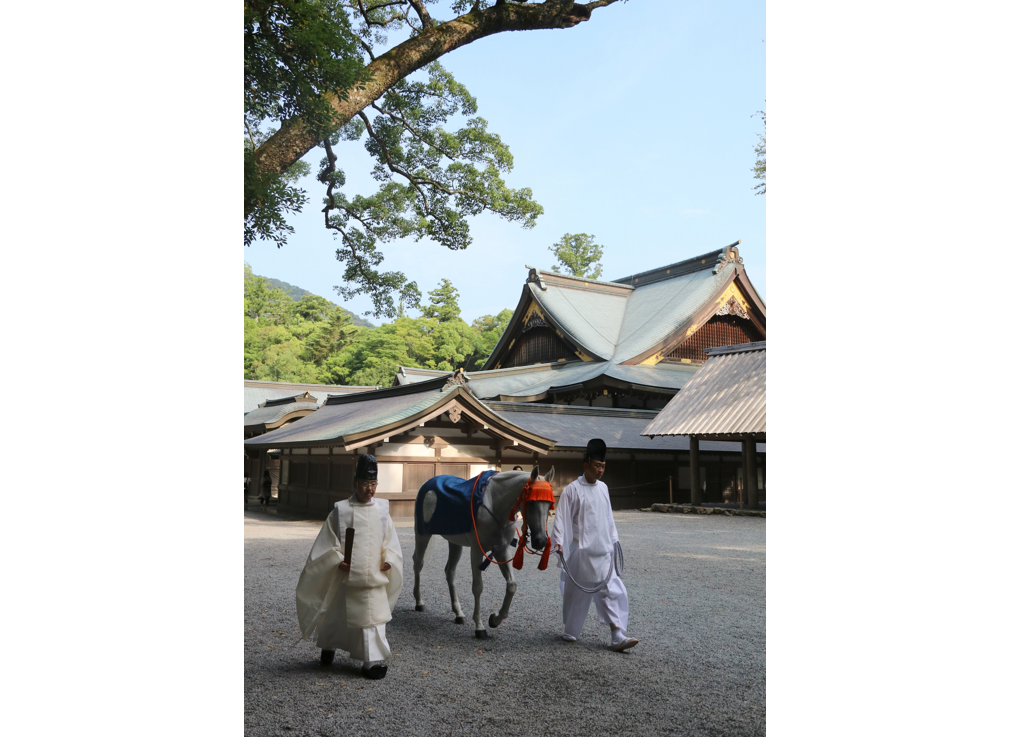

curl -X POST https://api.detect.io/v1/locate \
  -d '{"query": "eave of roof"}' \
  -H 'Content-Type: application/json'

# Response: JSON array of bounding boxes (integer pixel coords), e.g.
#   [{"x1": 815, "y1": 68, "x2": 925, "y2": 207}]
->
[
  {"x1": 488, "y1": 401, "x2": 765, "y2": 454},
  {"x1": 244, "y1": 380, "x2": 379, "y2": 413},
  {"x1": 243, "y1": 401, "x2": 319, "y2": 427}
]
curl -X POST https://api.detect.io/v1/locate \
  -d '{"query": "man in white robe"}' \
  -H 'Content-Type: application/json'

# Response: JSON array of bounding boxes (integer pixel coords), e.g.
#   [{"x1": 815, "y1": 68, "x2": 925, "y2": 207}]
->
[
  {"x1": 551, "y1": 438, "x2": 638, "y2": 652},
  {"x1": 295, "y1": 454, "x2": 403, "y2": 679}
]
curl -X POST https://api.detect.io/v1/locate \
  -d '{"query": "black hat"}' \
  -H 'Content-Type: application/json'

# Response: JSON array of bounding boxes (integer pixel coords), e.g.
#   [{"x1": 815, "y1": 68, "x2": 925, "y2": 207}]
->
[
  {"x1": 585, "y1": 438, "x2": 607, "y2": 462},
  {"x1": 355, "y1": 454, "x2": 378, "y2": 480}
]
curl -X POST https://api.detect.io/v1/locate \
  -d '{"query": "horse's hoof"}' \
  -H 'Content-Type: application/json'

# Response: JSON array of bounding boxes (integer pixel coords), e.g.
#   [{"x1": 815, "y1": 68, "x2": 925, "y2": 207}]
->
[
  {"x1": 415, "y1": 604, "x2": 425, "y2": 612},
  {"x1": 475, "y1": 629, "x2": 489, "y2": 640},
  {"x1": 489, "y1": 614, "x2": 500, "y2": 629},
  {"x1": 454, "y1": 616, "x2": 465, "y2": 624}
]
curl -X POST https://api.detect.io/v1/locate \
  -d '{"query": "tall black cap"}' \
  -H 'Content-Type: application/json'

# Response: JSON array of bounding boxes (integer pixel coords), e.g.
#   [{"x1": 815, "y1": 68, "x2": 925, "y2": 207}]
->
[
  {"x1": 585, "y1": 438, "x2": 607, "y2": 462},
  {"x1": 355, "y1": 453, "x2": 378, "y2": 480}
]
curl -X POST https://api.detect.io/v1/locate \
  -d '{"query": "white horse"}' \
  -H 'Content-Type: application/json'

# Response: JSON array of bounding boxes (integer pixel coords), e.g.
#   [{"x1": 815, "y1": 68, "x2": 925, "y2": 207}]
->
[{"x1": 412, "y1": 466, "x2": 554, "y2": 639}]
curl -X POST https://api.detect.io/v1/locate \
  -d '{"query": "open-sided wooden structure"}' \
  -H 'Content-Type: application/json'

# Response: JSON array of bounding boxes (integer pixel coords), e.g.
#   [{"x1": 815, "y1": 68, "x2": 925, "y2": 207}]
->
[{"x1": 643, "y1": 341, "x2": 766, "y2": 508}]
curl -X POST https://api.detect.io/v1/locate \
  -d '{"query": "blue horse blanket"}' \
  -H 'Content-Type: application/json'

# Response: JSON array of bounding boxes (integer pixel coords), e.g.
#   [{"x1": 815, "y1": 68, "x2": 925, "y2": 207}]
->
[{"x1": 415, "y1": 470, "x2": 498, "y2": 537}]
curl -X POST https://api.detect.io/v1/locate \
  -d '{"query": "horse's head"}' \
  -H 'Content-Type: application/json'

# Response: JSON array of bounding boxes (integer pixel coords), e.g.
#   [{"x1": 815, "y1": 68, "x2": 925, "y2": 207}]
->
[{"x1": 521, "y1": 465, "x2": 555, "y2": 551}]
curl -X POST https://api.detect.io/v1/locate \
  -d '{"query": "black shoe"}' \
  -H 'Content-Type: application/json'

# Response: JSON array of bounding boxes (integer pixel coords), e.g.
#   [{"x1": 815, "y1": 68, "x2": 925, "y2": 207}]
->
[
  {"x1": 362, "y1": 663, "x2": 387, "y2": 680},
  {"x1": 320, "y1": 650, "x2": 335, "y2": 665}
]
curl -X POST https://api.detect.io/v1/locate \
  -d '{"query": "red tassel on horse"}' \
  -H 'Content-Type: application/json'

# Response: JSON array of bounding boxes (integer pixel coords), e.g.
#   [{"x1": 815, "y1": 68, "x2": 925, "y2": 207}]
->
[
  {"x1": 512, "y1": 540, "x2": 525, "y2": 570},
  {"x1": 538, "y1": 536, "x2": 552, "y2": 571}
]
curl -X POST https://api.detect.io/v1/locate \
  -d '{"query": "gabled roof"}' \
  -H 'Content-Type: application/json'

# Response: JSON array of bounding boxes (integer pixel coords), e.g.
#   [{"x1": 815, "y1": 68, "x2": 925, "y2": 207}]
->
[
  {"x1": 643, "y1": 342, "x2": 766, "y2": 439},
  {"x1": 244, "y1": 380, "x2": 379, "y2": 413},
  {"x1": 482, "y1": 241, "x2": 766, "y2": 371},
  {"x1": 243, "y1": 373, "x2": 555, "y2": 453},
  {"x1": 395, "y1": 360, "x2": 698, "y2": 402}
]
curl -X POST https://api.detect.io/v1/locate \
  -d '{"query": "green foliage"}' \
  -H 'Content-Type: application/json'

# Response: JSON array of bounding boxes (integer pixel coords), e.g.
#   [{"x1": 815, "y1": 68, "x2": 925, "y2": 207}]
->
[
  {"x1": 244, "y1": 0, "x2": 363, "y2": 133},
  {"x1": 469, "y1": 308, "x2": 513, "y2": 368},
  {"x1": 421, "y1": 278, "x2": 461, "y2": 323},
  {"x1": 548, "y1": 233, "x2": 605, "y2": 280},
  {"x1": 259, "y1": 273, "x2": 374, "y2": 326},
  {"x1": 753, "y1": 110, "x2": 766, "y2": 195},
  {"x1": 244, "y1": 266, "x2": 512, "y2": 386},
  {"x1": 320, "y1": 63, "x2": 542, "y2": 317},
  {"x1": 326, "y1": 317, "x2": 434, "y2": 386},
  {"x1": 244, "y1": 263, "x2": 356, "y2": 382},
  {"x1": 244, "y1": 0, "x2": 366, "y2": 246}
]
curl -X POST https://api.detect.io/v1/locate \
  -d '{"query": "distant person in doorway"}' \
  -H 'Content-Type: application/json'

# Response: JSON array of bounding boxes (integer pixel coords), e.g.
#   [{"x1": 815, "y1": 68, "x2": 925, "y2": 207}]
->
[
  {"x1": 244, "y1": 476, "x2": 250, "y2": 506},
  {"x1": 259, "y1": 471, "x2": 271, "y2": 507}
]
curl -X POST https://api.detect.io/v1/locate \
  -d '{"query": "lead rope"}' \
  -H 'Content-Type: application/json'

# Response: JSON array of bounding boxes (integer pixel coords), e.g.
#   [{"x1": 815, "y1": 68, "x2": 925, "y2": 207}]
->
[{"x1": 554, "y1": 541, "x2": 623, "y2": 594}]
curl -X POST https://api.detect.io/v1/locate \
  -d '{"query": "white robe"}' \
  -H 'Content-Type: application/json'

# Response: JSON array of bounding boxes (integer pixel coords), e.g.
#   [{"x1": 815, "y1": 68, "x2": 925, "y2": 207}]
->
[
  {"x1": 550, "y1": 475, "x2": 629, "y2": 638},
  {"x1": 296, "y1": 498, "x2": 404, "y2": 662}
]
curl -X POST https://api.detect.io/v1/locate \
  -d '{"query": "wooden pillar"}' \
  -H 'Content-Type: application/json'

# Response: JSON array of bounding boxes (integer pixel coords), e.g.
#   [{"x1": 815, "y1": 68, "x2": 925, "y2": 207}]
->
[
  {"x1": 689, "y1": 436, "x2": 701, "y2": 506},
  {"x1": 740, "y1": 444, "x2": 749, "y2": 508},
  {"x1": 745, "y1": 437, "x2": 759, "y2": 510}
]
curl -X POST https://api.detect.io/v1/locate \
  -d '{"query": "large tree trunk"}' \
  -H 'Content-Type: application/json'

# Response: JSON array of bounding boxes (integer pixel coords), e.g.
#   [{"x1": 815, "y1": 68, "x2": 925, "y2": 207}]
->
[{"x1": 250, "y1": 1, "x2": 620, "y2": 193}]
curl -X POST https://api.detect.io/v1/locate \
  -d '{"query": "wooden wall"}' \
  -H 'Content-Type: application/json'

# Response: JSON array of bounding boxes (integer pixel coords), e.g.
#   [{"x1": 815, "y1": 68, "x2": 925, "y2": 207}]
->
[{"x1": 273, "y1": 446, "x2": 764, "y2": 517}]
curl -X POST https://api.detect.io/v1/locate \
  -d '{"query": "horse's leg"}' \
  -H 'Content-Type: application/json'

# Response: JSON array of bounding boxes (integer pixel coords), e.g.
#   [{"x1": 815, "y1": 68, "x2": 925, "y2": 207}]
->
[
  {"x1": 469, "y1": 545, "x2": 488, "y2": 639},
  {"x1": 412, "y1": 534, "x2": 431, "y2": 612},
  {"x1": 445, "y1": 543, "x2": 466, "y2": 624},
  {"x1": 488, "y1": 548, "x2": 517, "y2": 629}
]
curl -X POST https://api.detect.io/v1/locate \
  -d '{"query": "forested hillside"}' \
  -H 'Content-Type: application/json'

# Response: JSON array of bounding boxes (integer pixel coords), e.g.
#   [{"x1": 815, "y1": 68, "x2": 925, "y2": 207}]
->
[
  {"x1": 244, "y1": 264, "x2": 511, "y2": 387},
  {"x1": 256, "y1": 275, "x2": 373, "y2": 327}
]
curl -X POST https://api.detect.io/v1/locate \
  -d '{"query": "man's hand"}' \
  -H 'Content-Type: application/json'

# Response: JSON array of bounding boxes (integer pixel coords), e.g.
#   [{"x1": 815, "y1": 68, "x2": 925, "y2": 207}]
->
[
  {"x1": 338, "y1": 561, "x2": 351, "y2": 572},
  {"x1": 380, "y1": 562, "x2": 391, "y2": 572}
]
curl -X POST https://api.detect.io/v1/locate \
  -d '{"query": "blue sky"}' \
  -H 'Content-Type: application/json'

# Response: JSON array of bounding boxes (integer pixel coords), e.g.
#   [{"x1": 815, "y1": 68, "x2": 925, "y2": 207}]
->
[{"x1": 244, "y1": 0, "x2": 766, "y2": 323}]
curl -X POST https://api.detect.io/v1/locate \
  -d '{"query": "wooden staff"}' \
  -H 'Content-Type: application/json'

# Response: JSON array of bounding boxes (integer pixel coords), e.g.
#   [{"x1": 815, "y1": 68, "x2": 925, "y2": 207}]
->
[{"x1": 343, "y1": 527, "x2": 355, "y2": 567}]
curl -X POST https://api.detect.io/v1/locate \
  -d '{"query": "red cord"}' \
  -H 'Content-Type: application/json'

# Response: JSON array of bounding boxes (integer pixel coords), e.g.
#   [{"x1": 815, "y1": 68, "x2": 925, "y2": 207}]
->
[{"x1": 470, "y1": 474, "x2": 555, "y2": 568}]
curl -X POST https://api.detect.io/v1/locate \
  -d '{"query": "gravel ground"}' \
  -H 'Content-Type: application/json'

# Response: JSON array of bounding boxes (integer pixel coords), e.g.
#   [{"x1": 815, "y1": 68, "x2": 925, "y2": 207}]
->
[{"x1": 245, "y1": 508, "x2": 766, "y2": 736}]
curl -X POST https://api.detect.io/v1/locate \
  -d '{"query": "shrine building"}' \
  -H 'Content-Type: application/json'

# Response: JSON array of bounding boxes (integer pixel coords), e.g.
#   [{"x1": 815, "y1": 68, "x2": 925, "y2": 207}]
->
[{"x1": 244, "y1": 241, "x2": 767, "y2": 517}]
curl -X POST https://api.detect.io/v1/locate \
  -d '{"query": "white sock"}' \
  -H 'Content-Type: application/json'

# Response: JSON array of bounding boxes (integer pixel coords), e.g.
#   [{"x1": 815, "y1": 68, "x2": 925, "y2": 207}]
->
[{"x1": 611, "y1": 629, "x2": 626, "y2": 645}]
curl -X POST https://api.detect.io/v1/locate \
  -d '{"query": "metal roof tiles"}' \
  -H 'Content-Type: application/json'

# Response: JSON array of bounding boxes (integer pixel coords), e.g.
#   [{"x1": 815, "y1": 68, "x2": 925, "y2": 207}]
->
[
  {"x1": 528, "y1": 281, "x2": 629, "y2": 360},
  {"x1": 396, "y1": 360, "x2": 696, "y2": 400},
  {"x1": 643, "y1": 342, "x2": 766, "y2": 438},
  {"x1": 244, "y1": 389, "x2": 446, "y2": 446},
  {"x1": 611, "y1": 267, "x2": 730, "y2": 364}
]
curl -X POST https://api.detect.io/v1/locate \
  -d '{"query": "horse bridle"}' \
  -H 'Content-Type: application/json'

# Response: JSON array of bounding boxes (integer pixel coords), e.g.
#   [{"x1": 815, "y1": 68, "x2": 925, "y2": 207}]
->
[{"x1": 470, "y1": 474, "x2": 555, "y2": 568}]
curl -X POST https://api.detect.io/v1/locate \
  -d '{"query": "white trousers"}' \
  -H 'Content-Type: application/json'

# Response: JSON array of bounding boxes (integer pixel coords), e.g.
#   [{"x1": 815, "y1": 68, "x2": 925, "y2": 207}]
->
[
  {"x1": 560, "y1": 572, "x2": 629, "y2": 638},
  {"x1": 336, "y1": 624, "x2": 390, "y2": 664}
]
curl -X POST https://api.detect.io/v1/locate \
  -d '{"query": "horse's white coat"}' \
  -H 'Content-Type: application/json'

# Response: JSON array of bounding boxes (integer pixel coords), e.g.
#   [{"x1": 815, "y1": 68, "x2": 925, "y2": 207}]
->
[
  {"x1": 412, "y1": 467, "x2": 554, "y2": 637},
  {"x1": 422, "y1": 489, "x2": 437, "y2": 523}
]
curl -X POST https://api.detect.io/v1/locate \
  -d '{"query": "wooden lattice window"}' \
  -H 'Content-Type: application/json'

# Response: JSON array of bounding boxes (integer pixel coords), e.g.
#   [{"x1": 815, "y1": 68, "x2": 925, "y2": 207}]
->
[
  {"x1": 307, "y1": 461, "x2": 328, "y2": 488},
  {"x1": 503, "y1": 327, "x2": 574, "y2": 368},
  {"x1": 289, "y1": 461, "x2": 308, "y2": 486},
  {"x1": 330, "y1": 461, "x2": 353, "y2": 492},
  {"x1": 664, "y1": 314, "x2": 763, "y2": 363}
]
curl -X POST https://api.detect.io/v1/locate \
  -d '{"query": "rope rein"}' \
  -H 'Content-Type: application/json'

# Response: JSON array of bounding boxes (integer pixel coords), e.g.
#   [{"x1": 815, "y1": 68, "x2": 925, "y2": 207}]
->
[{"x1": 555, "y1": 541, "x2": 624, "y2": 594}]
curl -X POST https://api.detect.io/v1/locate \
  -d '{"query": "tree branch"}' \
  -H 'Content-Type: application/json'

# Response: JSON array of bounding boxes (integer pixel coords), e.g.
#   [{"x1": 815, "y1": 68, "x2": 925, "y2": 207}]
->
[
  {"x1": 369, "y1": 102, "x2": 458, "y2": 161},
  {"x1": 406, "y1": 0, "x2": 434, "y2": 29},
  {"x1": 250, "y1": 0, "x2": 624, "y2": 190}
]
